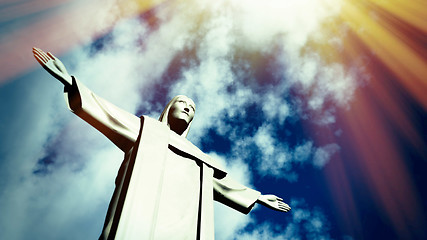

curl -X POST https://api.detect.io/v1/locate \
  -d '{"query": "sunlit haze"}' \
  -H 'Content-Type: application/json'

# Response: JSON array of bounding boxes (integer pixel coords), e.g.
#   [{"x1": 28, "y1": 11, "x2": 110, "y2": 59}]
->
[{"x1": 0, "y1": 0, "x2": 426, "y2": 239}]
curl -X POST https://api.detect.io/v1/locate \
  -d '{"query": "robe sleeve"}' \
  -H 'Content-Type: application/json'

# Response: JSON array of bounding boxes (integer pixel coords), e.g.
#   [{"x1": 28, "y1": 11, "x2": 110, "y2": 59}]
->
[
  {"x1": 213, "y1": 175, "x2": 261, "y2": 214},
  {"x1": 63, "y1": 76, "x2": 140, "y2": 152}
]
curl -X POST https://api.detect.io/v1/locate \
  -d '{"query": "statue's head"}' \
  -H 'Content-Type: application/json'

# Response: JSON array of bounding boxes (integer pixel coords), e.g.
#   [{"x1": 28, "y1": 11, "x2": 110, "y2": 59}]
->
[{"x1": 159, "y1": 95, "x2": 196, "y2": 137}]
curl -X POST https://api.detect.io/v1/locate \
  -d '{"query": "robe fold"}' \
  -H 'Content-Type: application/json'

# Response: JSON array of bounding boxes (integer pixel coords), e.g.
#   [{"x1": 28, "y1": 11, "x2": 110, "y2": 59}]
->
[{"x1": 64, "y1": 77, "x2": 261, "y2": 240}]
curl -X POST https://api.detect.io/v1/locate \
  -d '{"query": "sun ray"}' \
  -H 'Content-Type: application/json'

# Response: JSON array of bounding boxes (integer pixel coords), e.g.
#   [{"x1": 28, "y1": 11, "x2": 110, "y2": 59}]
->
[
  {"x1": 0, "y1": 0, "x2": 167, "y2": 85},
  {"x1": 339, "y1": 0, "x2": 427, "y2": 109}
]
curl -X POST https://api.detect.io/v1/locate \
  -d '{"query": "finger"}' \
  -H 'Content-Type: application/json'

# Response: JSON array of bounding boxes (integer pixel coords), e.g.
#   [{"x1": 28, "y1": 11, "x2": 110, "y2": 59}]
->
[
  {"x1": 32, "y1": 47, "x2": 41, "y2": 54},
  {"x1": 34, "y1": 54, "x2": 46, "y2": 64},
  {"x1": 33, "y1": 48, "x2": 49, "y2": 62},
  {"x1": 279, "y1": 208, "x2": 289, "y2": 212},
  {"x1": 276, "y1": 197, "x2": 283, "y2": 201},
  {"x1": 32, "y1": 47, "x2": 44, "y2": 56},
  {"x1": 47, "y1": 52, "x2": 56, "y2": 60},
  {"x1": 279, "y1": 205, "x2": 291, "y2": 211},
  {"x1": 278, "y1": 203, "x2": 289, "y2": 208},
  {"x1": 279, "y1": 207, "x2": 290, "y2": 212},
  {"x1": 36, "y1": 48, "x2": 50, "y2": 62},
  {"x1": 40, "y1": 51, "x2": 51, "y2": 62},
  {"x1": 34, "y1": 47, "x2": 44, "y2": 53},
  {"x1": 280, "y1": 206, "x2": 291, "y2": 212},
  {"x1": 32, "y1": 49, "x2": 42, "y2": 62},
  {"x1": 32, "y1": 47, "x2": 42, "y2": 58}
]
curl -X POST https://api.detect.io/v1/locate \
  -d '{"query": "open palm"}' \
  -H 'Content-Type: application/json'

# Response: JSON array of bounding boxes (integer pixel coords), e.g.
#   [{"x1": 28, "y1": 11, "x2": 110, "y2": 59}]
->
[
  {"x1": 258, "y1": 194, "x2": 291, "y2": 212},
  {"x1": 33, "y1": 47, "x2": 72, "y2": 86}
]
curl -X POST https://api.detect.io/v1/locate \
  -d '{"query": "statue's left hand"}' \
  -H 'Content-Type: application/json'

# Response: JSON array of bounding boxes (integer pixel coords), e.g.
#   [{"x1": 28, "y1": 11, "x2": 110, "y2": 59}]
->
[{"x1": 257, "y1": 194, "x2": 291, "y2": 212}]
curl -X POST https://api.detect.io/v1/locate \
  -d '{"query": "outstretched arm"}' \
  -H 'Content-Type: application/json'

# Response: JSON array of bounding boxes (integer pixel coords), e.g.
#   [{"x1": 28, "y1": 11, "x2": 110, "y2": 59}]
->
[
  {"x1": 214, "y1": 175, "x2": 291, "y2": 214},
  {"x1": 257, "y1": 194, "x2": 291, "y2": 212},
  {"x1": 32, "y1": 47, "x2": 72, "y2": 87},
  {"x1": 32, "y1": 47, "x2": 140, "y2": 152},
  {"x1": 213, "y1": 176, "x2": 291, "y2": 214}
]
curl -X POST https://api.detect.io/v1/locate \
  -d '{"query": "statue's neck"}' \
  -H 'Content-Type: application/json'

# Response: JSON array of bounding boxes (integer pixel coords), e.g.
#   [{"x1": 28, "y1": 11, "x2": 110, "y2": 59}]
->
[{"x1": 167, "y1": 119, "x2": 188, "y2": 136}]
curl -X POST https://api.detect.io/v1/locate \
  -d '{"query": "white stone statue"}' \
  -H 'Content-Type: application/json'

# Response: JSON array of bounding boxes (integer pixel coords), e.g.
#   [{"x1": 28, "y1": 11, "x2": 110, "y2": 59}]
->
[{"x1": 33, "y1": 47, "x2": 291, "y2": 240}]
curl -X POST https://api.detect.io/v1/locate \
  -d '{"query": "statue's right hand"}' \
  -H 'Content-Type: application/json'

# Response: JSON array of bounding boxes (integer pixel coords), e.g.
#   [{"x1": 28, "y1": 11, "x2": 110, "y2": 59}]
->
[{"x1": 33, "y1": 47, "x2": 72, "y2": 86}]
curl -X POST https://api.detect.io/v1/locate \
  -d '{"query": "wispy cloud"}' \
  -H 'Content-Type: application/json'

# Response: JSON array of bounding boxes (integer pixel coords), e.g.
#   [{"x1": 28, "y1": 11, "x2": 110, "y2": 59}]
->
[
  {"x1": 313, "y1": 143, "x2": 340, "y2": 168},
  {"x1": 0, "y1": 0, "x2": 363, "y2": 239},
  {"x1": 234, "y1": 198, "x2": 332, "y2": 240}
]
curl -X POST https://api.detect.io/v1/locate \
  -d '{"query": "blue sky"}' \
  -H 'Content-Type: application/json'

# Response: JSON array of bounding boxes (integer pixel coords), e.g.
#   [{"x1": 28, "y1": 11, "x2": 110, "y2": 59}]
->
[{"x1": 0, "y1": 0, "x2": 426, "y2": 239}]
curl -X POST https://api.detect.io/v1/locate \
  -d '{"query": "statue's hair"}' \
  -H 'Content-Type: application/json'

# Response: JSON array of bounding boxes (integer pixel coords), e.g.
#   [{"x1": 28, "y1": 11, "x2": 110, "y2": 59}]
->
[{"x1": 158, "y1": 95, "x2": 195, "y2": 138}]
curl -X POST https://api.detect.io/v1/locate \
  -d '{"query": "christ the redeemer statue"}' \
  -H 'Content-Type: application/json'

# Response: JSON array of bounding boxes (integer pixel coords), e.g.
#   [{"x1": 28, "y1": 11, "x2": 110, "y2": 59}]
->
[{"x1": 33, "y1": 47, "x2": 291, "y2": 240}]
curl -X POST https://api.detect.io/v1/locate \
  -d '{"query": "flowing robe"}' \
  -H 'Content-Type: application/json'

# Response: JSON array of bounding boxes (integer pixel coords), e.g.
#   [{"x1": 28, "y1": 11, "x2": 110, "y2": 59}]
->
[{"x1": 64, "y1": 77, "x2": 261, "y2": 240}]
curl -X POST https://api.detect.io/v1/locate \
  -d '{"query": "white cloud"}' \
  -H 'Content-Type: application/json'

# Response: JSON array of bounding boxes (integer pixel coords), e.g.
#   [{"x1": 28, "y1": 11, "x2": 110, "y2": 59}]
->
[
  {"x1": 161, "y1": 0, "x2": 359, "y2": 147},
  {"x1": 209, "y1": 152, "x2": 257, "y2": 240},
  {"x1": 230, "y1": 0, "x2": 341, "y2": 50},
  {"x1": 163, "y1": 0, "x2": 357, "y2": 139},
  {"x1": 0, "y1": 73, "x2": 122, "y2": 239},
  {"x1": 262, "y1": 92, "x2": 292, "y2": 124},
  {"x1": 293, "y1": 141, "x2": 314, "y2": 163},
  {"x1": 228, "y1": 124, "x2": 334, "y2": 180},
  {"x1": 0, "y1": 0, "x2": 361, "y2": 239},
  {"x1": 313, "y1": 143, "x2": 340, "y2": 168},
  {"x1": 235, "y1": 198, "x2": 332, "y2": 240},
  {"x1": 236, "y1": 223, "x2": 288, "y2": 240},
  {"x1": 0, "y1": 15, "x2": 153, "y2": 240}
]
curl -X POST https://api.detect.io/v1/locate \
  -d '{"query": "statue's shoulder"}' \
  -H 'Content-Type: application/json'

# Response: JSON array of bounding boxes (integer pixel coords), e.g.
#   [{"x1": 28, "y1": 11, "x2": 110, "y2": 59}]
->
[
  {"x1": 169, "y1": 131, "x2": 227, "y2": 178},
  {"x1": 140, "y1": 115, "x2": 167, "y2": 128}
]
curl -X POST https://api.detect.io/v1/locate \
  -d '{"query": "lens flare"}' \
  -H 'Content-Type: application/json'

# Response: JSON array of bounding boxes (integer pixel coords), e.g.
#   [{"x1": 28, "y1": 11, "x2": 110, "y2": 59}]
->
[
  {"x1": 0, "y1": 0, "x2": 167, "y2": 84},
  {"x1": 0, "y1": 0, "x2": 425, "y2": 238},
  {"x1": 310, "y1": 0, "x2": 427, "y2": 238}
]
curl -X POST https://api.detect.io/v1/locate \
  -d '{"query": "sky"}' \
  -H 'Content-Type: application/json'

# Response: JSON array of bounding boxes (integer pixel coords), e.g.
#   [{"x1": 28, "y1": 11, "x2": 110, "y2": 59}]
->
[{"x1": 0, "y1": 0, "x2": 426, "y2": 239}]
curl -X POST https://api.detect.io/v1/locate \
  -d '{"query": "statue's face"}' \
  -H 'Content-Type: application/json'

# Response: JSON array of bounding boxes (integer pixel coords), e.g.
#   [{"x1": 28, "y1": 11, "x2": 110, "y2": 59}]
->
[{"x1": 168, "y1": 96, "x2": 196, "y2": 125}]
